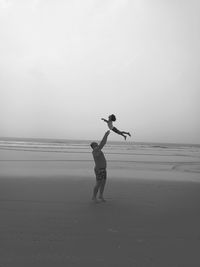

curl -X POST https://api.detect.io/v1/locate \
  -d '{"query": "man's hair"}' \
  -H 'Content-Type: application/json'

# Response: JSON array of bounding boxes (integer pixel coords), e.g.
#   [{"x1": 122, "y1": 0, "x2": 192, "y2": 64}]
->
[
  {"x1": 110, "y1": 114, "x2": 116, "y2": 121},
  {"x1": 90, "y1": 142, "x2": 98, "y2": 149}
]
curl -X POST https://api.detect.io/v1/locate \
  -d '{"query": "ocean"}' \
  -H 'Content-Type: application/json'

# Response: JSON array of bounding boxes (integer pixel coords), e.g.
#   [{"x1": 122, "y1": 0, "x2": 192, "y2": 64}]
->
[
  {"x1": 0, "y1": 138, "x2": 200, "y2": 180},
  {"x1": 0, "y1": 137, "x2": 199, "y2": 154}
]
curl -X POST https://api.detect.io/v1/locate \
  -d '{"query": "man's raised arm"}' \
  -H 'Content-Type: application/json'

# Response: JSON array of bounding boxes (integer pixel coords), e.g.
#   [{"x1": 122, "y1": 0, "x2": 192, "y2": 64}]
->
[{"x1": 98, "y1": 131, "x2": 110, "y2": 150}]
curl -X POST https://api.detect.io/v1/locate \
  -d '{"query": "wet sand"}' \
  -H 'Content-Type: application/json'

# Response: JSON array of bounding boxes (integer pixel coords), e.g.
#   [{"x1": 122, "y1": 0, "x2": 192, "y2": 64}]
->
[{"x1": 0, "y1": 147, "x2": 200, "y2": 266}]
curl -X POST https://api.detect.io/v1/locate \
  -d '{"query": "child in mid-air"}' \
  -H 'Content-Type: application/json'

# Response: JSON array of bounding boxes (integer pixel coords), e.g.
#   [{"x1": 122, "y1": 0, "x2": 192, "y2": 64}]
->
[{"x1": 101, "y1": 114, "x2": 131, "y2": 140}]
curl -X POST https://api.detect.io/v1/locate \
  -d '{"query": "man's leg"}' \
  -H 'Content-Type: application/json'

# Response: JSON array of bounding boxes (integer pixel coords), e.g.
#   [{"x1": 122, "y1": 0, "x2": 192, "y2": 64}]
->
[
  {"x1": 99, "y1": 179, "x2": 106, "y2": 201},
  {"x1": 92, "y1": 180, "x2": 101, "y2": 201}
]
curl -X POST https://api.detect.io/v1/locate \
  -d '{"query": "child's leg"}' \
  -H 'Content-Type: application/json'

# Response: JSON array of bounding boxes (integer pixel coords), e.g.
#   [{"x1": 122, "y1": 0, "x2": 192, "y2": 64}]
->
[
  {"x1": 112, "y1": 127, "x2": 127, "y2": 140},
  {"x1": 121, "y1": 131, "x2": 131, "y2": 136}
]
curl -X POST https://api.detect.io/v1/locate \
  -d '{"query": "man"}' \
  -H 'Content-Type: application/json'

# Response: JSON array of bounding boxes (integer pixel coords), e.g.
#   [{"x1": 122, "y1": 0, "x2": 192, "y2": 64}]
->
[{"x1": 90, "y1": 130, "x2": 110, "y2": 202}]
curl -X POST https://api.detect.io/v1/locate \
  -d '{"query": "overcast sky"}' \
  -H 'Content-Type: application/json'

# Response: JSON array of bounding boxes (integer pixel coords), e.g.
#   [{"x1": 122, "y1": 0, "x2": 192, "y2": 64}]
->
[{"x1": 0, "y1": 0, "x2": 199, "y2": 143}]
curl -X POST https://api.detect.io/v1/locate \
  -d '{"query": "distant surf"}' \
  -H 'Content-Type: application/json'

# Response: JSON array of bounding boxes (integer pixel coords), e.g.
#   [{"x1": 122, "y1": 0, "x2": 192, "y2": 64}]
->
[{"x1": 0, "y1": 137, "x2": 199, "y2": 154}]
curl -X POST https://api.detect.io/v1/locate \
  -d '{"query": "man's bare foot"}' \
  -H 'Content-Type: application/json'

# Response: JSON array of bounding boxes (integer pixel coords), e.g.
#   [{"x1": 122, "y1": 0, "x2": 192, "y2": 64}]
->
[
  {"x1": 99, "y1": 196, "x2": 106, "y2": 202},
  {"x1": 92, "y1": 197, "x2": 99, "y2": 203},
  {"x1": 128, "y1": 132, "x2": 131, "y2": 137}
]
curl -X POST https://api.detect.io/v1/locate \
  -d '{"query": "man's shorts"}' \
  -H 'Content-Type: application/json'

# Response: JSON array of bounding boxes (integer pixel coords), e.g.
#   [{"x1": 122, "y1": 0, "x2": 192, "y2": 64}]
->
[{"x1": 94, "y1": 168, "x2": 107, "y2": 181}]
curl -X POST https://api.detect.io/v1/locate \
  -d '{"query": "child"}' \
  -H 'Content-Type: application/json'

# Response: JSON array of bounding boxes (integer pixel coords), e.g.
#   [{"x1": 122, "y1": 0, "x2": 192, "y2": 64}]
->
[{"x1": 101, "y1": 114, "x2": 131, "y2": 140}]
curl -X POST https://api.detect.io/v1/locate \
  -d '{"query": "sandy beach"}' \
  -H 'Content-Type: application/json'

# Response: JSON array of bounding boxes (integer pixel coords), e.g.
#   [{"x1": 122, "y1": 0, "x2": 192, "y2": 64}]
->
[{"x1": 0, "y1": 140, "x2": 200, "y2": 266}]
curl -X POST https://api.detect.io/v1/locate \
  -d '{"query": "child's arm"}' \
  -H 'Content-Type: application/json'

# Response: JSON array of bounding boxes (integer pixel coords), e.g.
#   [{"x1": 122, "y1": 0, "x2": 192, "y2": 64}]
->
[{"x1": 101, "y1": 118, "x2": 108, "y2": 123}]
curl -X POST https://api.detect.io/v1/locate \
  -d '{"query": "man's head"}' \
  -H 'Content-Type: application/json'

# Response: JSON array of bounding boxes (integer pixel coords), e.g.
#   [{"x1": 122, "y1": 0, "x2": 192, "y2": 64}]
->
[{"x1": 90, "y1": 142, "x2": 98, "y2": 149}]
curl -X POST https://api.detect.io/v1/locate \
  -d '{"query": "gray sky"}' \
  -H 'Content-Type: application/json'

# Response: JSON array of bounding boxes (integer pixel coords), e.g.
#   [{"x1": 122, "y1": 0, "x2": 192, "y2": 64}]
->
[{"x1": 0, "y1": 0, "x2": 200, "y2": 143}]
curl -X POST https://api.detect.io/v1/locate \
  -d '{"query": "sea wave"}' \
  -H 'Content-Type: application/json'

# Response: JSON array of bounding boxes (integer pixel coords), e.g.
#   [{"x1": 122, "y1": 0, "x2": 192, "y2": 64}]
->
[{"x1": 0, "y1": 138, "x2": 200, "y2": 155}]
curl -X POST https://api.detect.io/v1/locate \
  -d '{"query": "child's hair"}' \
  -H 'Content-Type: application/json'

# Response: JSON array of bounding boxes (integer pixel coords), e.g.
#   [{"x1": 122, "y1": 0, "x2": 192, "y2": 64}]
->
[{"x1": 109, "y1": 114, "x2": 116, "y2": 121}]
